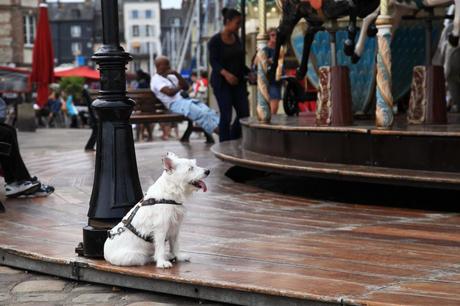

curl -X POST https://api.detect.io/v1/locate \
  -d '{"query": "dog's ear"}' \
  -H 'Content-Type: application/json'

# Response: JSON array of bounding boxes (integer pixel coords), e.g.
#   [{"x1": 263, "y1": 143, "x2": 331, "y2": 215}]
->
[{"x1": 162, "y1": 156, "x2": 175, "y2": 173}]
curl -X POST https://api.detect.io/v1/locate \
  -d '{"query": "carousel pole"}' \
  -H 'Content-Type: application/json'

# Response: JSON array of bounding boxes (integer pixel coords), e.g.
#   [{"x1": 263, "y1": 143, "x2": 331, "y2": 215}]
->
[
  {"x1": 375, "y1": 0, "x2": 394, "y2": 128},
  {"x1": 75, "y1": 0, "x2": 143, "y2": 258},
  {"x1": 255, "y1": 0, "x2": 271, "y2": 122}
]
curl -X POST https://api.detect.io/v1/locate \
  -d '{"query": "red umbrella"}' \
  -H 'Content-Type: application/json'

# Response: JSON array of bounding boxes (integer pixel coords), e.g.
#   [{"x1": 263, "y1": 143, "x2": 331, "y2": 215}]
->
[
  {"x1": 29, "y1": 3, "x2": 54, "y2": 108},
  {"x1": 54, "y1": 66, "x2": 100, "y2": 80}
]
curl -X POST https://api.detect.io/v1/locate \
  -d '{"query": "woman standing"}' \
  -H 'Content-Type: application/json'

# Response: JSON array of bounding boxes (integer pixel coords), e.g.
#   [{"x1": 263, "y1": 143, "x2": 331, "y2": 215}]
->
[{"x1": 208, "y1": 8, "x2": 251, "y2": 142}]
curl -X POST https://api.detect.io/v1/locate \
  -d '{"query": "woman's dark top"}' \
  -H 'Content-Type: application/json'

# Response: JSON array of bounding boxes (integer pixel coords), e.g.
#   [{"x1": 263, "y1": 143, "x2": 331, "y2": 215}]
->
[{"x1": 208, "y1": 32, "x2": 247, "y2": 87}]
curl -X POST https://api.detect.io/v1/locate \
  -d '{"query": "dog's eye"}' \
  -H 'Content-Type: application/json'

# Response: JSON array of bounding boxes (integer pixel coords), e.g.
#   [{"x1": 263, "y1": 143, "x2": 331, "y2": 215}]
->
[{"x1": 188, "y1": 166, "x2": 194, "y2": 171}]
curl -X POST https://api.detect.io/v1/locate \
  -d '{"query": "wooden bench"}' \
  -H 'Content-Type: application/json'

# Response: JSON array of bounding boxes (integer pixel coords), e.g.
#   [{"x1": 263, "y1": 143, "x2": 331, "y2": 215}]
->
[{"x1": 90, "y1": 89, "x2": 214, "y2": 143}]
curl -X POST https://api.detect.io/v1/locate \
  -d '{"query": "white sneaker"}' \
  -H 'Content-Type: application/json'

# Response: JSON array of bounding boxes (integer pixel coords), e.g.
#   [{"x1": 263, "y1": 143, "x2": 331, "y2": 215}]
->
[
  {"x1": 19, "y1": 183, "x2": 55, "y2": 198},
  {"x1": 5, "y1": 180, "x2": 40, "y2": 198}
]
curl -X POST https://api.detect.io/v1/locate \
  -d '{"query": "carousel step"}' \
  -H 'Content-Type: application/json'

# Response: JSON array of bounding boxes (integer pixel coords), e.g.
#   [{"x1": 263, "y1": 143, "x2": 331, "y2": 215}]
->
[{"x1": 212, "y1": 140, "x2": 460, "y2": 190}]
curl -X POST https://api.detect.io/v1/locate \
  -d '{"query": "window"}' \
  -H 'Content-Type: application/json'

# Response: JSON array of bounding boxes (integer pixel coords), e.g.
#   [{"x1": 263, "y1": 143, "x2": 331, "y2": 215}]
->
[
  {"x1": 170, "y1": 18, "x2": 180, "y2": 27},
  {"x1": 70, "y1": 25, "x2": 81, "y2": 38},
  {"x1": 131, "y1": 10, "x2": 139, "y2": 19},
  {"x1": 145, "y1": 25, "x2": 150, "y2": 37},
  {"x1": 23, "y1": 15, "x2": 36, "y2": 46},
  {"x1": 71, "y1": 9, "x2": 81, "y2": 19},
  {"x1": 149, "y1": 42, "x2": 156, "y2": 53},
  {"x1": 132, "y1": 25, "x2": 139, "y2": 37},
  {"x1": 145, "y1": 10, "x2": 153, "y2": 18},
  {"x1": 71, "y1": 42, "x2": 81, "y2": 55}
]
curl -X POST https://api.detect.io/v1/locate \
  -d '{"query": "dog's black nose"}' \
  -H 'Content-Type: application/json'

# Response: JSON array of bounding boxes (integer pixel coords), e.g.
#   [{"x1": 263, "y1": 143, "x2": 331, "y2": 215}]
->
[{"x1": 204, "y1": 169, "x2": 210, "y2": 176}]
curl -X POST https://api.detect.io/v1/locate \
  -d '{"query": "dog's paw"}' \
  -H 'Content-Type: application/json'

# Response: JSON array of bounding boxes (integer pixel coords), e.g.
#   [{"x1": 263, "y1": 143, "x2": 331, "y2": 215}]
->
[
  {"x1": 156, "y1": 260, "x2": 173, "y2": 269},
  {"x1": 176, "y1": 253, "x2": 191, "y2": 262}
]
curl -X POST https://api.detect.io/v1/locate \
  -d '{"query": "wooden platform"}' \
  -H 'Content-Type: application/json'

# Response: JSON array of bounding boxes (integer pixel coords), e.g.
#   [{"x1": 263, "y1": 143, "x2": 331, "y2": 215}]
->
[
  {"x1": 1, "y1": 141, "x2": 460, "y2": 305},
  {"x1": 211, "y1": 114, "x2": 460, "y2": 189}
]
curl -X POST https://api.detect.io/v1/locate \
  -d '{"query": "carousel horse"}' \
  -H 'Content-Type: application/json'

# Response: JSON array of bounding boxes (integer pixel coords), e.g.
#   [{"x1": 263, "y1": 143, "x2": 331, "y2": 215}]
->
[
  {"x1": 268, "y1": 0, "x2": 381, "y2": 82},
  {"x1": 391, "y1": 0, "x2": 460, "y2": 47},
  {"x1": 269, "y1": 0, "x2": 459, "y2": 82}
]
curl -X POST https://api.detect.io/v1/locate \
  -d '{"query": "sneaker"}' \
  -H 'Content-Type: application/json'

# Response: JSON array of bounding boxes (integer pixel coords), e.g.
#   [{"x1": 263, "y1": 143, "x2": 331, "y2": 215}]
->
[
  {"x1": 5, "y1": 180, "x2": 41, "y2": 198},
  {"x1": 21, "y1": 183, "x2": 55, "y2": 198}
]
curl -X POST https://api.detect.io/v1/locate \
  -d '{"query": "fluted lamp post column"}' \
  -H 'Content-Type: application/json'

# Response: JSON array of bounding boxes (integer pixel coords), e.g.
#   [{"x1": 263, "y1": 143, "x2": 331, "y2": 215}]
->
[
  {"x1": 75, "y1": 0, "x2": 143, "y2": 258},
  {"x1": 375, "y1": 0, "x2": 394, "y2": 128}
]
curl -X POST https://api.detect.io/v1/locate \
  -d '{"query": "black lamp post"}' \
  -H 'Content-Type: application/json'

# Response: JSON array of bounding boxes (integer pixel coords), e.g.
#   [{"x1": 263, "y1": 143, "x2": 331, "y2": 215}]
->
[{"x1": 75, "y1": 0, "x2": 143, "y2": 258}]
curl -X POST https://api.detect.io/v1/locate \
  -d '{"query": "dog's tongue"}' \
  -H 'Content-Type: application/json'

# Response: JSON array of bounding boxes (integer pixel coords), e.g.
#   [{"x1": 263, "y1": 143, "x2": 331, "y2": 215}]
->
[{"x1": 198, "y1": 180, "x2": 207, "y2": 192}]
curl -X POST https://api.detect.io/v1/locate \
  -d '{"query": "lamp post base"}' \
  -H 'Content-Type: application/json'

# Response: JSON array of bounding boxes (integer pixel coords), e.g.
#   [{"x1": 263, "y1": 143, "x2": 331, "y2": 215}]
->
[{"x1": 76, "y1": 224, "x2": 113, "y2": 258}]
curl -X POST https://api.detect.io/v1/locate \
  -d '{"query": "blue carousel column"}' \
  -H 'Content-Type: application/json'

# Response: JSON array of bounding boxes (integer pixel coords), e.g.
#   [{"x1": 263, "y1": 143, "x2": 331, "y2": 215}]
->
[
  {"x1": 375, "y1": 2, "x2": 394, "y2": 129},
  {"x1": 255, "y1": 0, "x2": 271, "y2": 123}
]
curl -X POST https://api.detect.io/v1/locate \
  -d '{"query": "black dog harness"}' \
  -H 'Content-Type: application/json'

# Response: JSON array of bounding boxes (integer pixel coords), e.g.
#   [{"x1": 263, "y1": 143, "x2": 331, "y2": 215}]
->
[{"x1": 107, "y1": 198, "x2": 182, "y2": 243}]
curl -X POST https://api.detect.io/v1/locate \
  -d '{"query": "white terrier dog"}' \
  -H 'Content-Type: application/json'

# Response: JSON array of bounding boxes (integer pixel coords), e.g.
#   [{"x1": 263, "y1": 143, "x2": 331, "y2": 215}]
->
[{"x1": 104, "y1": 152, "x2": 209, "y2": 268}]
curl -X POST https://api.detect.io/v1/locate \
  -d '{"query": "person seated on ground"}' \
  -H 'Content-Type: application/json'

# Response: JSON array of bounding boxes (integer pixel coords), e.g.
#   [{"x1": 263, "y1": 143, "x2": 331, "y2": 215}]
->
[
  {"x1": 0, "y1": 123, "x2": 54, "y2": 198},
  {"x1": 150, "y1": 56, "x2": 219, "y2": 136}
]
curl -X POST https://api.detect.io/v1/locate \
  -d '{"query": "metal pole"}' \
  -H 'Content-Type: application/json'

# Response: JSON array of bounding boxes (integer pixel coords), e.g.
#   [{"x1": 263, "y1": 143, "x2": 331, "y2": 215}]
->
[
  {"x1": 330, "y1": 30, "x2": 337, "y2": 67},
  {"x1": 149, "y1": 39, "x2": 154, "y2": 75},
  {"x1": 241, "y1": 0, "x2": 246, "y2": 67},
  {"x1": 197, "y1": 0, "x2": 201, "y2": 76},
  {"x1": 425, "y1": 8, "x2": 433, "y2": 66},
  {"x1": 75, "y1": 0, "x2": 143, "y2": 258}
]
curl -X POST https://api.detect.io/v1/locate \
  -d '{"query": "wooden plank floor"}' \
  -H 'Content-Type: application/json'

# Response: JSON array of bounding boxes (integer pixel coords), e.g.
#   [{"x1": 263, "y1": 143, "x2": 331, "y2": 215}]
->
[{"x1": 1, "y1": 141, "x2": 460, "y2": 305}]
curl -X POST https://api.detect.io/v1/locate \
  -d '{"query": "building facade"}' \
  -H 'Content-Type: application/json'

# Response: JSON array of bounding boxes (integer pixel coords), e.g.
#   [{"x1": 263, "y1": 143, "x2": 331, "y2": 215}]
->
[
  {"x1": 0, "y1": 0, "x2": 38, "y2": 67},
  {"x1": 160, "y1": 7, "x2": 187, "y2": 70},
  {"x1": 123, "y1": 0, "x2": 161, "y2": 74},
  {"x1": 48, "y1": 1, "x2": 95, "y2": 66}
]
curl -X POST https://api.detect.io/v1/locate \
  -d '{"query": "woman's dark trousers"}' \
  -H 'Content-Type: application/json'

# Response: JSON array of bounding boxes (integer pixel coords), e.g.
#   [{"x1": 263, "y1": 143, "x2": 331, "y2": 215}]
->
[{"x1": 214, "y1": 82, "x2": 249, "y2": 142}]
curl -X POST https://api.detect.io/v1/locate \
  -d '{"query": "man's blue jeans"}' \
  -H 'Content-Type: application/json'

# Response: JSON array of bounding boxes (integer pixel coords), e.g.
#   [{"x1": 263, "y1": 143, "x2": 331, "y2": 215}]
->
[{"x1": 169, "y1": 98, "x2": 219, "y2": 135}]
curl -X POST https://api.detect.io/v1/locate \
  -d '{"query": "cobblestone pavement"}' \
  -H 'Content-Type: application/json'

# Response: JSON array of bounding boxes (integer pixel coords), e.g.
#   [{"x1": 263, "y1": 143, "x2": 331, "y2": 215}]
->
[
  {"x1": 0, "y1": 265, "x2": 227, "y2": 306},
  {"x1": 0, "y1": 129, "x2": 227, "y2": 306}
]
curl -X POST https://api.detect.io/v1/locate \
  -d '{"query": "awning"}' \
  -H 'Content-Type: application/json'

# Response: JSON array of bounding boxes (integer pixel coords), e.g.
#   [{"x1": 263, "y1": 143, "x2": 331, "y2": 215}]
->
[{"x1": 54, "y1": 66, "x2": 100, "y2": 80}]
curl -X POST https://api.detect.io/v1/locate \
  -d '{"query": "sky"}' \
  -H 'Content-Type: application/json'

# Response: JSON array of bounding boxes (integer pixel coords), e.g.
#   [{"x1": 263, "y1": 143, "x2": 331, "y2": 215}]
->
[
  {"x1": 46, "y1": 0, "x2": 182, "y2": 9},
  {"x1": 161, "y1": 0, "x2": 181, "y2": 9}
]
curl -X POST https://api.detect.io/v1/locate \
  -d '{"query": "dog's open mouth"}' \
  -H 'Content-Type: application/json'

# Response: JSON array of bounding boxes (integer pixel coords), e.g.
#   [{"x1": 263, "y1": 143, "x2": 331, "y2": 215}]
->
[{"x1": 190, "y1": 180, "x2": 207, "y2": 192}]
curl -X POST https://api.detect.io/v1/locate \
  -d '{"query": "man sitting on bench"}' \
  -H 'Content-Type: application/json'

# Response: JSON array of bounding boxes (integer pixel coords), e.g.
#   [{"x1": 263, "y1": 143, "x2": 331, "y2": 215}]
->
[{"x1": 150, "y1": 56, "x2": 219, "y2": 136}]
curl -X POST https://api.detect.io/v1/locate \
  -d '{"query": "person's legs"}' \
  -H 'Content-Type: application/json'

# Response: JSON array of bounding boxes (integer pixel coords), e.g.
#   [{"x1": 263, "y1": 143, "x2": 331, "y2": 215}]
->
[
  {"x1": 160, "y1": 123, "x2": 171, "y2": 140},
  {"x1": 170, "y1": 99, "x2": 218, "y2": 135},
  {"x1": 269, "y1": 82, "x2": 282, "y2": 114},
  {"x1": 190, "y1": 100, "x2": 219, "y2": 133},
  {"x1": 0, "y1": 124, "x2": 31, "y2": 183},
  {"x1": 230, "y1": 84, "x2": 250, "y2": 140},
  {"x1": 213, "y1": 85, "x2": 233, "y2": 142},
  {"x1": 0, "y1": 124, "x2": 54, "y2": 198},
  {"x1": 70, "y1": 115, "x2": 78, "y2": 128},
  {"x1": 84, "y1": 124, "x2": 97, "y2": 151},
  {"x1": 0, "y1": 124, "x2": 42, "y2": 197}
]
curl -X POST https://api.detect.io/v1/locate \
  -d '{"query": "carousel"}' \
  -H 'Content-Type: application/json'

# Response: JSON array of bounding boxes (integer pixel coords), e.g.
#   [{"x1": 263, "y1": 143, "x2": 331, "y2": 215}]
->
[{"x1": 212, "y1": 0, "x2": 460, "y2": 190}]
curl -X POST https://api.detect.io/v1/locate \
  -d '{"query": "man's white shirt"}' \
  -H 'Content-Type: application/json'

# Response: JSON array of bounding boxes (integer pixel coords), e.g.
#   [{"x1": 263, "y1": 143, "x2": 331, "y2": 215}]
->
[{"x1": 150, "y1": 73, "x2": 182, "y2": 109}]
